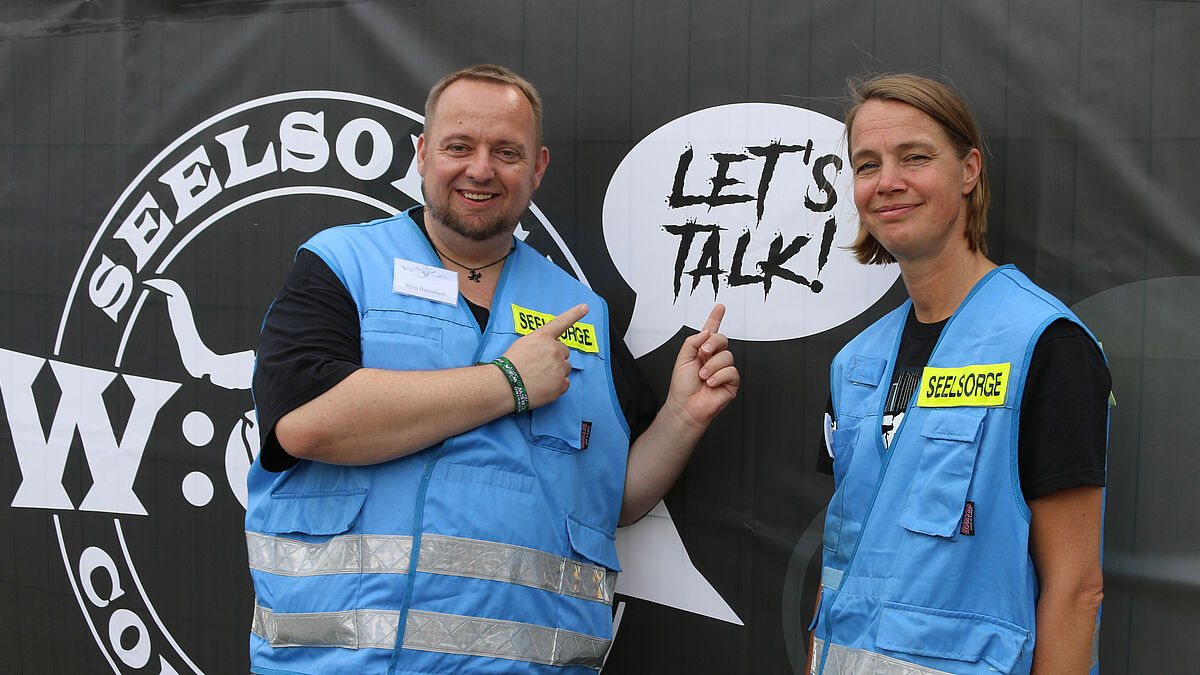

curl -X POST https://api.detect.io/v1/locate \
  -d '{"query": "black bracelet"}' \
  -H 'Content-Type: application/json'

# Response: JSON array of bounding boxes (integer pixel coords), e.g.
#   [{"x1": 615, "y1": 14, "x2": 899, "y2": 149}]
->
[{"x1": 489, "y1": 356, "x2": 529, "y2": 414}]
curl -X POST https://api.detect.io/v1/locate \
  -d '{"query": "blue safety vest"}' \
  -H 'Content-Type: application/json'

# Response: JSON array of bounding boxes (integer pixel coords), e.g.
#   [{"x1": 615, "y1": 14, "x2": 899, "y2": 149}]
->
[
  {"x1": 246, "y1": 208, "x2": 630, "y2": 674},
  {"x1": 814, "y1": 265, "x2": 1104, "y2": 675}
]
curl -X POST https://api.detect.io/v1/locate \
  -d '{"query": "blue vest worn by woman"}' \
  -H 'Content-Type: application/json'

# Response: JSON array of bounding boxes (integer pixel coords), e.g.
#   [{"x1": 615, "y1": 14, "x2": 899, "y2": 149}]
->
[
  {"x1": 246, "y1": 208, "x2": 630, "y2": 675},
  {"x1": 813, "y1": 266, "x2": 1104, "y2": 675}
]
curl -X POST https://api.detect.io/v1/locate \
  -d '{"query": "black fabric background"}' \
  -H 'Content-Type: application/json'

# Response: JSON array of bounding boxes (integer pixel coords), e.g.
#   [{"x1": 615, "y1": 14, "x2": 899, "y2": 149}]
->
[{"x1": 2, "y1": 2, "x2": 1198, "y2": 673}]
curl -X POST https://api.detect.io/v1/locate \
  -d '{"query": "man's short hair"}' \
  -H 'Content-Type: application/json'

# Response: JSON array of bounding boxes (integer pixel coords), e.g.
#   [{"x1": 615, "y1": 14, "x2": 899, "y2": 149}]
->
[
  {"x1": 844, "y1": 73, "x2": 990, "y2": 265},
  {"x1": 424, "y1": 64, "x2": 544, "y2": 148}
]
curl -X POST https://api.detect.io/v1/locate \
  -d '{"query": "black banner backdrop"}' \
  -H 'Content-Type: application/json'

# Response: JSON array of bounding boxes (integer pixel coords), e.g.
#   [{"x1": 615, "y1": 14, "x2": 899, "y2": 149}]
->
[{"x1": 2, "y1": 1, "x2": 1198, "y2": 673}]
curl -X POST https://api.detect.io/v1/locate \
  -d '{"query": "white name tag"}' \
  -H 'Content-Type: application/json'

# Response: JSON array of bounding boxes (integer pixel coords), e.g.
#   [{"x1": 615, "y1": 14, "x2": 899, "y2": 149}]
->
[{"x1": 393, "y1": 258, "x2": 458, "y2": 306}]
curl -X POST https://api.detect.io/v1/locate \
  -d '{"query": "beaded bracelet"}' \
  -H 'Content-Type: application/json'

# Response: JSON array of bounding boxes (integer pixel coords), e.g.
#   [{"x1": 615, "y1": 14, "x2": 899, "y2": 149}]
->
[{"x1": 489, "y1": 356, "x2": 529, "y2": 414}]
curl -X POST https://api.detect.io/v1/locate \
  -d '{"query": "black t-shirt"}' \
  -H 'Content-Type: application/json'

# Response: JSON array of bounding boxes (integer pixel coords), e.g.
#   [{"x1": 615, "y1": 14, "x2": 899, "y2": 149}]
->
[
  {"x1": 253, "y1": 228, "x2": 659, "y2": 473},
  {"x1": 817, "y1": 308, "x2": 1109, "y2": 503}
]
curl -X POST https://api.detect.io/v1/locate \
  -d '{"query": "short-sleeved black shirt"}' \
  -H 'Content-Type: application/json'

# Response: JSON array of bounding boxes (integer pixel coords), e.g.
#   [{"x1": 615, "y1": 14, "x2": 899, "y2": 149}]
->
[
  {"x1": 817, "y1": 309, "x2": 1109, "y2": 503},
  {"x1": 253, "y1": 222, "x2": 659, "y2": 472}
]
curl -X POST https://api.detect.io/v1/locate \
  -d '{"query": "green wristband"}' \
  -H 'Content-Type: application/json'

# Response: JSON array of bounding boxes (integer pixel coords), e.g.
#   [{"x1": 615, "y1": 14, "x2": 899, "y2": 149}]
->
[{"x1": 489, "y1": 356, "x2": 529, "y2": 414}]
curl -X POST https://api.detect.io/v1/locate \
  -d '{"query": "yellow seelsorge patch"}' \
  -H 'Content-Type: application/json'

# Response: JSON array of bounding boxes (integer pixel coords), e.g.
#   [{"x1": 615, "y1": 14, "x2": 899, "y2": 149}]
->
[
  {"x1": 917, "y1": 363, "x2": 1011, "y2": 407},
  {"x1": 511, "y1": 304, "x2": 600, "y2": 354}
]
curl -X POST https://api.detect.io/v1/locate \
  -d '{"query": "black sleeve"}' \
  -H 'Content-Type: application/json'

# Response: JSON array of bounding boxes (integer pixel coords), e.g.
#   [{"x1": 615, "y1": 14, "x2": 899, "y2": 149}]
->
[
  {"x1": 252, "y1": 249, "x2": 361, "y2": 472},
  {"x1": 609, "y1": 326, "x2": 659, "y2": 441},
  {"x1": 1018, "y1": 318, "x2": 1110, "y2": 502}
]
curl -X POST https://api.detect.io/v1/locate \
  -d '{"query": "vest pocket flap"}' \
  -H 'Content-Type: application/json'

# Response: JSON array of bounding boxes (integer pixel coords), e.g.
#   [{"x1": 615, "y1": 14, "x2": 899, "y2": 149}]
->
[
  {"x1": 847, "y1": 356, "x2": 887, "y2": 387},
  {"x1": 920, "y1": 406, "x2": 987, "y2": 442},
  {"x1": 261, "y1": 489, "x2": 368, "y2": 536},
  {"x1": 898, "y1": 408, "x2": 987, "y2": 537},
  {"x1": 567, "y1": 514, "x2": 621, "y2": 572},
  {"x1": 876, "y1": 601, "x2": 1028, "y2": 674}
]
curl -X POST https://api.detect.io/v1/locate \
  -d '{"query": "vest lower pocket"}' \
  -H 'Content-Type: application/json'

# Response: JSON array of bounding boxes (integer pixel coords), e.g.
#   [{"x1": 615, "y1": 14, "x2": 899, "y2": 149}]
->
[
  {"x1": 875, "y1": 601, "x2": 1029, "y2": 674},
  {"x1": 259, "y1": 487, "x2": 368, "y2": 536},
  {"x1": 248, "y1": 485, "x2": 371, "y2": 642},
  {"x1": 567, "y1": 513, "x2": 621, "y2": 572}
]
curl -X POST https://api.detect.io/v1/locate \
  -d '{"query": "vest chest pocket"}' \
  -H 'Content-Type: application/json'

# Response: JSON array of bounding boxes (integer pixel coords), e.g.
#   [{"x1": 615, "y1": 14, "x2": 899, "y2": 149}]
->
[
  {"x1": 837, "y1": 355, "x2": 889, "y2": 416},
  {"x1": 525, "y1": 350, "x2": 593, "y2": 453},
  {"x1": 823, "y1": 426, "x2": 861, "y2": 556},
  {"x1": 898, "y1": 407, "x2": 987, "y2": 539},
  {"x1": 360, "y1": 312, "x2": 445, "y2": 371}
]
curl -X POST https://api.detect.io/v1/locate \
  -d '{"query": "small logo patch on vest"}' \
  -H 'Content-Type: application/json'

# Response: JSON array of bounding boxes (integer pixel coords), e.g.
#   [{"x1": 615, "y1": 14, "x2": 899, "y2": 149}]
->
[
  {"x1": 511, "y1": 304, "x2": 600, "y2": 353},
  {"x1": 580, "y1": 421, "x2": 592, "y2": 450},
  {"x1": 961, "y1": 501, "x2": 975, "y2": 536},
  {"x1": 916, "y1": 363, "x2": 1011, "y2": 407}
]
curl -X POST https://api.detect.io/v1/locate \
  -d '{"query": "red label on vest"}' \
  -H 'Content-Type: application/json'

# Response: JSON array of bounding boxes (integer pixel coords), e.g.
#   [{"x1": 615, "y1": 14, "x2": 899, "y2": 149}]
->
[{"x1": 580, "y1": 421, "x2": 592, "y2": 450}]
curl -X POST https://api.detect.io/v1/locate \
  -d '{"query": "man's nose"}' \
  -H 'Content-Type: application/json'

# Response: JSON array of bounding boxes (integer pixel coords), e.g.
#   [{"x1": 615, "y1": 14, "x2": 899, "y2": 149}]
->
[{"x1": 465, "y1": 149, "x2": 495, "y2": 181}]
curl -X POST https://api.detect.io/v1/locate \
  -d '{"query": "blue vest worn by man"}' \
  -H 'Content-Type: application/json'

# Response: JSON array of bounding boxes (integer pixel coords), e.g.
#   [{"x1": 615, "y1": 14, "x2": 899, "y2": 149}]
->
[
  {"x1": 813, "y1": 266, "x2": 1104, "y2": 675},
  {"x1": 246, "y1": 207, "x2": 630, "y2": 674}
]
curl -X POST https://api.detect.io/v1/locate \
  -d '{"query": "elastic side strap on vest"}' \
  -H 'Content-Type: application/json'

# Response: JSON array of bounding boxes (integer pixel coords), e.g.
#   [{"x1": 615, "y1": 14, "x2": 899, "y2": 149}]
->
[
  {"x1": 246, "y1": 531, "x2": 616, "y2": 604},
  {"x1": 251, "y1": 603, "x2": 609, "y2": 670},
  {"x1": 811, "y1": 639, "x2": 956, "y2": 675}
]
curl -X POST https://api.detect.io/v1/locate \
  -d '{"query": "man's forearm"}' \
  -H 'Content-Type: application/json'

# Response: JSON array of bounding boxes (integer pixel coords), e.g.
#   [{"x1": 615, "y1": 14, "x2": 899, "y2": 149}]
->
[{"x1": 274, "y1": 364, "x2": 515, "y2": 465}]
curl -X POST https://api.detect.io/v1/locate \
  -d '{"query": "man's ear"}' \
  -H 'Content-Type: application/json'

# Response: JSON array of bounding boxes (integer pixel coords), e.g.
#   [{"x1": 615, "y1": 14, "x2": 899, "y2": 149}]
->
[
  {"x1": 531, "y1": 145, "x2": 549, "y2": 190},
  {"x1": 416, "y1": 133, "x2": 428, "y2": 176}
]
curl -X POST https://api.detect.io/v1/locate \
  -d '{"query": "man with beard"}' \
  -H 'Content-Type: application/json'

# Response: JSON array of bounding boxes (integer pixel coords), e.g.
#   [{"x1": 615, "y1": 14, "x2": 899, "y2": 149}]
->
[{"x1": 245, "y1": 64, "x2": 739, "y2": 674}]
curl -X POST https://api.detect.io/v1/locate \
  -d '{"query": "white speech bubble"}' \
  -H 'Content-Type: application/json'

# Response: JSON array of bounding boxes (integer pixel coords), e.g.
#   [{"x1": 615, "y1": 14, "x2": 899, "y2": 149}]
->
[{"x1": 604, "y1": 103, "x2": 899, "y2": 357}]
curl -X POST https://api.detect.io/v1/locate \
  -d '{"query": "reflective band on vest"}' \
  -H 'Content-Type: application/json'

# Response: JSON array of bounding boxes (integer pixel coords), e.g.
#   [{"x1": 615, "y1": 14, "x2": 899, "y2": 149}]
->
[
  {"x1": 246, "y1": 531, "x2": 411, "y2": 576},
  {"x1": 246, "y1": 531, "x2": 616, "y2": 604},
  {"x1": 251, "y1": 603, "x2": 610, "y2": 670},
  {"x1": 404, "y1": 608, "x2": 609, "y2": 669},
  {"x1": 253, "y1": 603, "x2": 400, "y2": 649},
  {"x1": 811, "y1": 639, "x2": 956, "y2": 675}
]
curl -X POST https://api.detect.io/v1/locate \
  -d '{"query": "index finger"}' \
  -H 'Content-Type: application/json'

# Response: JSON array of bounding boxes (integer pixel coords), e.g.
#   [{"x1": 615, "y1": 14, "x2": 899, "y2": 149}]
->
[
  {"x1": 702, "y1": 304, "x2": 726, "y2": 334},
  {"x1": 536, "y1": 303, "x2": 590, "y2": 337}
]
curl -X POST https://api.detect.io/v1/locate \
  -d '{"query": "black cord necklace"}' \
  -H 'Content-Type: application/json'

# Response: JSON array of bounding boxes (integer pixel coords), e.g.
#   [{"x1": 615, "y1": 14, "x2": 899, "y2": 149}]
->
[{"x1": 430, "y1": 240, "x2": 515, "y2": 282}]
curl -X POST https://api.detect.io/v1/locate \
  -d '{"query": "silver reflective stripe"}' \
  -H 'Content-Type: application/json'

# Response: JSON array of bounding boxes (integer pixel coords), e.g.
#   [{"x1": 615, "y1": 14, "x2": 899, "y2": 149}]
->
[
  {"x1": 811, "y1": 639, "x2": 956, "y2": 675},
  {"x1": 246, "y1": 531, "x2": 412, "y2": 577},
  {"x1": 251, "y1": 604, "x2": 609, "y2": 670},
  {"x1": 252, "y1": 603, "x2": 400, "y2": 649},
  {"x1": 419, "y1": 533, "x2": 615, "y2": 604},
  {"x1": 246, "y1": 531, "x2": 615, "y2": 604},
  {"x1": 1091, "y1": 620, "x2": 1100, "y2": 669},
  {"x1": 403, "y1": 609, "x2": 608, "y2": 669}
]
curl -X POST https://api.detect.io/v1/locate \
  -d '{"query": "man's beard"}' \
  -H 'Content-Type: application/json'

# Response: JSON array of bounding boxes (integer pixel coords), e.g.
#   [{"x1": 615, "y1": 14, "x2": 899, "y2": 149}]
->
[{"x1": 422, "y1": 184, "x2": 521, "y2": 242}]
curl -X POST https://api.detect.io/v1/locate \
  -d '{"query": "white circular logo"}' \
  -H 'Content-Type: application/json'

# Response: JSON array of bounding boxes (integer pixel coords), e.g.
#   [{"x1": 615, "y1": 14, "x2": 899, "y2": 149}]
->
[{"x1": 29, "y1": 91, "x2": 583, "y2": 673}]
